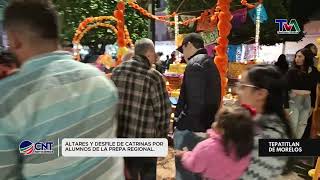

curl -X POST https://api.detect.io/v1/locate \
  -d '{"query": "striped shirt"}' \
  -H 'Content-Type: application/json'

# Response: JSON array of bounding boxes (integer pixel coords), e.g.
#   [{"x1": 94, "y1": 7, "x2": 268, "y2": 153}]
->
[{"x1": 0, "y1": 51, "x2": 124, "y2": 180}]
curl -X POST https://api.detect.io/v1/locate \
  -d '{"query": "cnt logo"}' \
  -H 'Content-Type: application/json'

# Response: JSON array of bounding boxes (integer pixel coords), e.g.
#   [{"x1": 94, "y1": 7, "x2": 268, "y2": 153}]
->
[
  {"x1": 275, "y1": 19, "x2": 301, "y2": 35},
  {"x1": 19, "y1": 140, "x2": 54, "y2": 156}
]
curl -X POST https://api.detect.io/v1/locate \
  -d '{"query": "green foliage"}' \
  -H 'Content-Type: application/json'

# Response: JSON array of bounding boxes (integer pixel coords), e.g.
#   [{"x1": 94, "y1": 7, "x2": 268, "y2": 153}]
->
[
  {"x1": 53, "y1": 0, "x2": 149, "y2": 46},
  {"x1": 166, "y1": 0, "x2": 309, "y2": 45},
  {"x1": 228, "y1": 0, "x2": 298, "y2": 45}
]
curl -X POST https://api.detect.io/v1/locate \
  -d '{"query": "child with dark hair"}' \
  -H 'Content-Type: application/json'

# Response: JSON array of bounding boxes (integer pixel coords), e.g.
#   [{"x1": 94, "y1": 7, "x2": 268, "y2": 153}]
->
[
  {"x1": 0, "y1": 51, "x2": 18, "y2": 79},
  {"x1": 175, "y1": 105, "x2": 255, "y2": 180}
]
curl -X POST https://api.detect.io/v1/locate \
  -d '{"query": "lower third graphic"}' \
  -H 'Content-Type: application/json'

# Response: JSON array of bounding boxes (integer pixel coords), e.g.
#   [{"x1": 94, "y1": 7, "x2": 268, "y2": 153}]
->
[{"x1": 19, "y1": 140, "x2": 54, "y2": 155}]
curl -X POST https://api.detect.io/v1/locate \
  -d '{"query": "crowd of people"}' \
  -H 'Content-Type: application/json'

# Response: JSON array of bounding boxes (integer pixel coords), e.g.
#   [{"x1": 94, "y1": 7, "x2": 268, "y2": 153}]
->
[
  {"x1": 0, "y1": 0, "x2": 320, "y2": 180},
  {"x1": 124, "y1": 50, "x2": 182, "y2": 75},
  {"x1": 275, "y1": 44, "x2": 320, "y2": 140},
  {"x1": 79, "y1": 46, "x2": 180, "y2": 76}
]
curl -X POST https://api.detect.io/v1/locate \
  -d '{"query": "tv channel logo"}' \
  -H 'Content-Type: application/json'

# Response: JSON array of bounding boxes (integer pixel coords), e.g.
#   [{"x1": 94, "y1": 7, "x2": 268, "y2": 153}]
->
[
  {"x1": 275, "y1": 19, "x2": 301, "y2": 35},
  {"x1": 19, "y1": 140, "x2": 54, "y2": 155}
]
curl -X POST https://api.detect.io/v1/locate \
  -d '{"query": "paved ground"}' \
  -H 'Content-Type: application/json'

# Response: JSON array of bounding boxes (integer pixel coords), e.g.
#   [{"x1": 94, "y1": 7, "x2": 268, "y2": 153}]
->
[
  {"x1": 277, "y1": 173, "x2": 305, "y2": 180},
  {"x1": 157, "y1": 148, "x2": 306, "y2": 180},
  {"x1": 157, "y1": 148, "x2": 175, "y2": 180}
]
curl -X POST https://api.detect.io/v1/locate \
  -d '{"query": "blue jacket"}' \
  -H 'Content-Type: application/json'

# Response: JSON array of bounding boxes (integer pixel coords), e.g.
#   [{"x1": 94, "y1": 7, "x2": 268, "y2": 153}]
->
[{"x1": 175, "y1": 49, "x2": 221, "y2": 132}]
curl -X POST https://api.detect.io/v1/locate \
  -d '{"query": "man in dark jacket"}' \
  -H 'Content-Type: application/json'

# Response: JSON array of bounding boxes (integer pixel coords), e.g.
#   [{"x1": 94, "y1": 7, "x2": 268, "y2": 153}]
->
[{"x1": 174, "y1": 33, "x2": 221, "y2": 180}]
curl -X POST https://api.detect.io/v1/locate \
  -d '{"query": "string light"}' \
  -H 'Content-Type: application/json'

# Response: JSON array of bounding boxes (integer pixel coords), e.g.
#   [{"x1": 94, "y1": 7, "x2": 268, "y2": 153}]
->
[{"x1": 255, "y1": 4, "x2": 261, "y2": 61}]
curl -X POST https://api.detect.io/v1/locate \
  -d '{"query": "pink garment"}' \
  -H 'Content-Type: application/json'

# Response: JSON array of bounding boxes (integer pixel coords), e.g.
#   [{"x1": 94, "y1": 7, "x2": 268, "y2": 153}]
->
[
  {"x1": 205, "y1": 44, "x2": 215, "y2": 57},
  {"x1": 181, "y1": 130, "x2": 251, "y2": 180}
]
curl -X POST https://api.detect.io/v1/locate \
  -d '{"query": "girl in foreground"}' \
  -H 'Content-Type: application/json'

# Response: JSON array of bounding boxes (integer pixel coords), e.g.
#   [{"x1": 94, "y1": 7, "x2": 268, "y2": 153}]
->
[{"x1": 175, "y1": 105, "x2": 255, "y2": 180}]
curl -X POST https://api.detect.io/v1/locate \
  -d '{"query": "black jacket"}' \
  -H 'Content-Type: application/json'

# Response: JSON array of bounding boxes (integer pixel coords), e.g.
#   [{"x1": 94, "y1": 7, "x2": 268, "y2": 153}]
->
[
  {"x1": 175, "y1": 49, "x2": 221, "y2": 132},
  {"x1": 285, "y1": 66, "x2": 320, "y2": 108}
]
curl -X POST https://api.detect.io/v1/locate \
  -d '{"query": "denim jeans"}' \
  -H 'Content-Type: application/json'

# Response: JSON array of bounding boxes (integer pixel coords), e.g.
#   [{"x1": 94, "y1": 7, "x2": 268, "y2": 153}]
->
[
  {"x1": 174, "y1": 129, "x2": 204, "y2": 180},
  {"x1": 289, "y1": 94, "x2": 312, "y2": 138}
]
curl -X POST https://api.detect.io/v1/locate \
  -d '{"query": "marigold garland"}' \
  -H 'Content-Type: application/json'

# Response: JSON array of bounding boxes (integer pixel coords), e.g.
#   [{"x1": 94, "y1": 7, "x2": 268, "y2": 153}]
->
[
  {"x1": 72, "y1": 11, "x2": 133, "y2": 62},
  {"x1": 73, "y1": 19, "x2": 132, "y2": 47},
  {"x1": 214, "y1": 0, "x2": 233, "y2": 97},
  {"x1": 127, "y1": 0, "x2": 201, "y2": 26},
  {"x1": 115, "y1": 0, "x2": 126, "y2": 65},
  {"x1": 73, "y1": 16, "x2": 118, "y2": 43},
  {"x1": 72, "y1": 1, "x2": 132, "y2": 65},
  {"x1": 241, "y1": 0, "x2": 263, "y2": 9},
  {"x1": 75, "y1": 23, "x2": 118, "y2": 45},
  {"x1": 72, "y1": 0, "x2": 234, "y2": 89}
]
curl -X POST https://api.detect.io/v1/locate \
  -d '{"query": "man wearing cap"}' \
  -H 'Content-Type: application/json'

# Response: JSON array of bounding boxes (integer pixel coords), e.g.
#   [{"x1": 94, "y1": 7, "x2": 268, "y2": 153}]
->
[{"x1": 174, "y1": 33, "x2": 221, "y2": 180}]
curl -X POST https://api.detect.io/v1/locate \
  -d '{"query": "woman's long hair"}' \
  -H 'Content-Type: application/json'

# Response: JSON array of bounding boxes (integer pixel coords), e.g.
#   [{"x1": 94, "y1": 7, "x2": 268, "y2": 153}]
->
[
  {"x1": 246, "y1": 65, "x2": 293, "y2": 174},
  {"x1": 292, "y1": 48, "x2": 314, "y2": 72},
  {"x1": 246, "y1": 65, "x2": 292, "y2": 138},
  {"x1": 304, "y1": 43, "x2": 317, "y2": 57}
]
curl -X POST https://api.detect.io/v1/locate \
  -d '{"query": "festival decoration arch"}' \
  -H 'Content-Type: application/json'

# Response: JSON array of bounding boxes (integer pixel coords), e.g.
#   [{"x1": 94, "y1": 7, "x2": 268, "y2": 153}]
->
[
  {"x1": 72, "y1": 0, "x2": 233, "y2": 95},
  {"x1": 73, "y1": 0, "x2": 131, "y2": 65},
  {"x1": 73, "y1": 22, "x2": 119, "y2": 45},
  {"x1": 73, "y1": 16, "x2": 133, "y2": 62}
]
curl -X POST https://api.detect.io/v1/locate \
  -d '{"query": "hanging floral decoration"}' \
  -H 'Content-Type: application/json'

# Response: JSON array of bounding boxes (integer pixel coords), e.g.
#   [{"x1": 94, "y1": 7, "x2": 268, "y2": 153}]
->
[
  {"x1": 74, "y1": 16, "x2": 116, "y2": 44},
  {"x1": 197, "y1": 9, "x2": 218, "y2": 32},
  {"x1": 73, "y1": 16, "x2": 132, "y2": 47},
  {"x1": 114, "y1": 0, "x2": 128, "y2": 65},
  {"x1": 73, "y1": 0, "x2": 234, "y2": 84},
  {"x1": 74, "y1": 23, "x2": 118, "y2": 45},
  {"x1": 127, "y1": 0, "x2": 201, "y2": 26},
  {"x1": 241, "y1": 0, "x2": 263, "y2": 9},
  {"x1": 214, "y1": 0, "x2": 233, "y2": 97}
]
